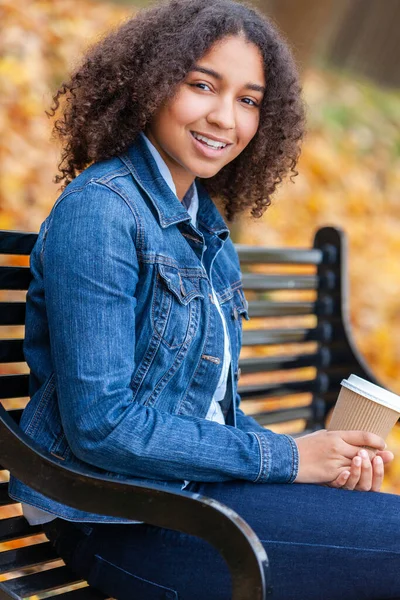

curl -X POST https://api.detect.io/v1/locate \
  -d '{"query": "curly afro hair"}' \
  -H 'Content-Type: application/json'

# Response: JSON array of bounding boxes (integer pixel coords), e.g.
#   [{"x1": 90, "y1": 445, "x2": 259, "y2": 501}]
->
[{"x1": 47, "y1": 0, "x2": 306, "y2": 222}]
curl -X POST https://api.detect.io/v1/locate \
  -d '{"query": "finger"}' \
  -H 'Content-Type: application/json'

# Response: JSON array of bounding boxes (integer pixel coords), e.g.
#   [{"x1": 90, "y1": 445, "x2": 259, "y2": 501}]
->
[
  {"x1": 340, "y1": 442, "x2": 380, "y2": 462},
  {"x1": 371, "y1": 455, "x2": 384, "y2": 492},
  {"x1": 339, "y1": 431, "x2": 386, "y2": 452},
  {"x1": 327, "y1": 470, "x2": 351, "y2": 489},
  {"x1": 376, "y1": 450, "x2": 394, "y2": 464},
  {"x1": 343, "y1": 455, "x2": 362, "y2": 490},
  {"x1": 340, "y1": 441, "x2": 376, "y2": 461},
  {"x1": 354, "y1": 449, "x2": 373, "y2": 492},
  {"x1": 357, "y1": 447, "x2": 377, "y2": 461}
]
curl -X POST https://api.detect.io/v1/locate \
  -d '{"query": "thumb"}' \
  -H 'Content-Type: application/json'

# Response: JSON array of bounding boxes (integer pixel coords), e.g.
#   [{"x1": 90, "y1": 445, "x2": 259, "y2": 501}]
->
[{"x1": 340, "y1": 430, "x2": 386, "y2": 451}]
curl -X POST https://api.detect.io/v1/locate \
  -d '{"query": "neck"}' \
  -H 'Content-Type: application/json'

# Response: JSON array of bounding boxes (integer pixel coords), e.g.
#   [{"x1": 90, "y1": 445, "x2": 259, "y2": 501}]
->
[
  {"x1": 174, "y1": 175, "x2": 196, "y2": 201},
  {"x1": 144, "y1": 129, "x2": 195, "y2": 201}
]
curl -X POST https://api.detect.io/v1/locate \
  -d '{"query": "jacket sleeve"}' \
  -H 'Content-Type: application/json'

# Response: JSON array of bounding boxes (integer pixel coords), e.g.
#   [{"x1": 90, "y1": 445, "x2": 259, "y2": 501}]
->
[
  {"x1": 235, "y1": 399, "x2": 299, "y2": 483},
  {"x1": 235, "y1": 405, "x2": 268, "y2": 434},
  {"x1": 43, "y1": 181, "x2": 298, "y2": 485}
]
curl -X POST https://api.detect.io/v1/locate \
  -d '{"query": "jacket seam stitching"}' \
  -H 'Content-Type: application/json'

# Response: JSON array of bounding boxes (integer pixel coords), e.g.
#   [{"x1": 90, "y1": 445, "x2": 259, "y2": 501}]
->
[
  {"x1": 282, "y1": 434, "x2": 299, "y2": 483},
  {"x1": 49, "y1": 179, "x2": 142, "y2": 253},
  {"x1": 119, "y1": 154, "x2": 188, "y2": 227},
  {"x1": 95, "y1": 165, "x2": 130, "y2": 183},
  {"x1": 175, "y1": 297, "x2": 212, "y2": 417},
  {"x1": 251, "y1": 432, "x2": 265, "y2": 483},
  {"x1": 94, "y1": 180, "x2": 143, "y2": 253},
  {"x1": 25, "y1": 373, "x2": 56, "y2": 438}
]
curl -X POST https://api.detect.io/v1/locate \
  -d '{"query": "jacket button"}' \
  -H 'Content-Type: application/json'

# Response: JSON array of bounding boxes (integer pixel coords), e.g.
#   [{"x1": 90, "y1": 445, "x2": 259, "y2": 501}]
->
[
  {"x1": 233, "y1": 307, "x2": 239, "y2": 320},
  {"x1": 238, "y1": 367, "x2": 241, "y2": 380}
]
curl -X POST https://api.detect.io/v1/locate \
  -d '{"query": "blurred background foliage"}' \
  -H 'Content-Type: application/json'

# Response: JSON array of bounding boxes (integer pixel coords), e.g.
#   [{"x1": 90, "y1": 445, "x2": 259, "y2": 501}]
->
[{"x1": 0, "y1": 0, "x2": 399, "y2": 512}]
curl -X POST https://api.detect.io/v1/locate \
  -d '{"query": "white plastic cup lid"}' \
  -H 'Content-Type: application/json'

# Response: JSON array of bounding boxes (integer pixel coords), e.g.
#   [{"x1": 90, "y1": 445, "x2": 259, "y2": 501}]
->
[{"x1": 341, "y1": 374, "x2": 400, "y2": 413}]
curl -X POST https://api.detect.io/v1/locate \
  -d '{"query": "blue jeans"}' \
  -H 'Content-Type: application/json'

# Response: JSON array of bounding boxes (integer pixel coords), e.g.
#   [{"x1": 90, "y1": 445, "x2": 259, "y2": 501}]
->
[{"x1": 43, "y1": 481, "x2": 400, "y2": 600}]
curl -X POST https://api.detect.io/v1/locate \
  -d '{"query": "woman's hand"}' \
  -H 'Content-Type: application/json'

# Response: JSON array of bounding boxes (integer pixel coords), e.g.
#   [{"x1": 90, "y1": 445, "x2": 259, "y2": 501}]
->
[
  {"x1": 327, "y1": 448, "x2": 394, "y2": 492},
  {"x1": 293, "y1": 429, "x2": 394, "y2": 490}
]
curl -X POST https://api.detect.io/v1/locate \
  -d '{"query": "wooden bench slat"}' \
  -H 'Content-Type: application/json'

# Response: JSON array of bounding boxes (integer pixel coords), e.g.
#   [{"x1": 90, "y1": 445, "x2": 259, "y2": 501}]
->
[
  {"x1": 54, "y1": 588, "x2": 108, "y2": 599},
  {"x1": 239, "y1": 354, "x2": 320, "y2": 374},
  {"x1": 0, "y1": 583, "x2": 20, "y2": 600},
  {"x1": 247, "y1": 300, "x2": 317, "y2": 317},
  {"x1": 0, "y1": 517, "x2": 42, "y2": 543},
  {"x1": 4, "y1": 566, "x2": 81, "y2": 597},
  {"x1": 0, "y1": 341, "x2": 25, "y2": 365},
  {"x1": 242, "y1": 328, "x2": 319, "y2": 346},
  {"x1": 247, "y1": 298, "x2": 335, "y2": 318},
  {"x1": 0, "y1": 304, "x2": 26, "y2": 326},
  {"x1": 239, "y1": 379, "x2": 316, "y2": 400},
  {"x1": 0, "y1": 268, "x2": 31, "y2": 292},
  {"x1": 242, "y1": 273, "x2": 318, "y2": 291},
  {"x1": 0, "y1": 375, "x2": 29, "y2": 399},
  {"x1": 5, "y1": 410, "x2": 23, "y2": 426},
  {"x1": 0, "y1": 232, "x2": 37, "y2": 255},
  {"x1": 0, "y1": 483, "x2": 17, "y2": 506},
  {"x1": 0, "y1": 542, "x2": 58, "y2": 574},
  {"x1": 255, "y1": 406, "x2": 313, "y2": 426},
  {"x1": 235, "y1": 245, "x2": 323, "y2": 265}
]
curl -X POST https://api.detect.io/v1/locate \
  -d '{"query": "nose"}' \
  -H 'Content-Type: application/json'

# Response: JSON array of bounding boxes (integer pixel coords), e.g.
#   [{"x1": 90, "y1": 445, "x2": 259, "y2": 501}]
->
[{"x1": 206, "y1": 96, "x2": 235, "y2": 131}]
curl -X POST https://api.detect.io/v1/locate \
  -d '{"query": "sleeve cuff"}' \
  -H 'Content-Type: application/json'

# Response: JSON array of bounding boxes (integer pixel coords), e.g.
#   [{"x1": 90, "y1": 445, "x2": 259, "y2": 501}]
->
[{"x1": 253, "y1": 432, "x2": 299, "y2": 483}]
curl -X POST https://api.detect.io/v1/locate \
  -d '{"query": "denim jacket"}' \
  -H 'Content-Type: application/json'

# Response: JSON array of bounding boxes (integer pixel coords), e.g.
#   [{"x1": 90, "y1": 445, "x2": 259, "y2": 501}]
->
[{"x1": 9, "y1": 134, "x2": 299, "y2": 522}]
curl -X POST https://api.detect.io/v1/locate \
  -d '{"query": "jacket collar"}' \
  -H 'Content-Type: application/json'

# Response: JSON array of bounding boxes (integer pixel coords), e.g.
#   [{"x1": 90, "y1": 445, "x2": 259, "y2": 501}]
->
[{"x1": 120, "y1": 133, "x2": 230, "y2": 240}]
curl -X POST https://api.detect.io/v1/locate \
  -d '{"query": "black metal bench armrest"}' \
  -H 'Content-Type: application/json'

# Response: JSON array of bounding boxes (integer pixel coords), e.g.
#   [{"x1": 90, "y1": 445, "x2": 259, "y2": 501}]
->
[{"x1": 0, "y1": 405, "x2": 270, "y2": 600}]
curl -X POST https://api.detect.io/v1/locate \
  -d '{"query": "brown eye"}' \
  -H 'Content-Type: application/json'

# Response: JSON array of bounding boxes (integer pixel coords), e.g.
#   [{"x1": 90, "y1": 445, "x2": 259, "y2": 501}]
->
[
  {"x1": 189, "y1": 83, "x2": 212, "y2": 91},
  {"x1": 241, "y1": 97, "x2": 259, "y2": 107}
]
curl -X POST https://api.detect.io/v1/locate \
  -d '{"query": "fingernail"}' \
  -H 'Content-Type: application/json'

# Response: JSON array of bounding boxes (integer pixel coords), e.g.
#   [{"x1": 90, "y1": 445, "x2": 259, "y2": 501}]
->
[
  {"x1": 375, "y1": 456, "x2": 383, "y2": 464},
  {"x1": 354, "y1": 457, "x2": 362, "y2": 466},
  {"x1": 359, "y1": 450, "x2": 369, "y2": 459}
]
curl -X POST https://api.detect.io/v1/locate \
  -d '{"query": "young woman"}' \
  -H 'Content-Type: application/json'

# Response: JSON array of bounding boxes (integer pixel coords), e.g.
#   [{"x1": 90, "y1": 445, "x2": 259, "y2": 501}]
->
[{"x1": 9, "y1": 0, "x2": 400, "y2": 598}]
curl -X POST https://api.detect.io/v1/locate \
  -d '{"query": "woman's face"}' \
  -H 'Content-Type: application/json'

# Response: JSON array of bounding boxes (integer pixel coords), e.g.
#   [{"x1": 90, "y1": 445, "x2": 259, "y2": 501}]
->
[{"x1": 145, "y1": 34, "x2": 266, "y2": 199}]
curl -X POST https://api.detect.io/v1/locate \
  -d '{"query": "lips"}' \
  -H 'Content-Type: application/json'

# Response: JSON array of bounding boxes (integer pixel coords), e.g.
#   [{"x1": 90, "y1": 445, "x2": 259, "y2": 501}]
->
[
  {"x1": 189, "y1": 131, "x2": 233, "y2": 158},
  {"x1": 191, "y1": 131, "x2": 234, "y2": 146}
]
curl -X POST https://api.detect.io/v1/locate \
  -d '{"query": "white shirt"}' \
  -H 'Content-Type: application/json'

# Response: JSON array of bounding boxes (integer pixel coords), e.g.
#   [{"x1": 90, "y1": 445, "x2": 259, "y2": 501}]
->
[{"x1": 22, "y1": 131, "x2": 231, "y2": 523}]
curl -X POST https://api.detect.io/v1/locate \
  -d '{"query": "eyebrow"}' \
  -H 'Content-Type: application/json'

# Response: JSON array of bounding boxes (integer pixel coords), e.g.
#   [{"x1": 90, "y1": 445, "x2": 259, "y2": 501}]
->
[{"x1": 189, "y1": 65, "x2": 266, "y2": 94}]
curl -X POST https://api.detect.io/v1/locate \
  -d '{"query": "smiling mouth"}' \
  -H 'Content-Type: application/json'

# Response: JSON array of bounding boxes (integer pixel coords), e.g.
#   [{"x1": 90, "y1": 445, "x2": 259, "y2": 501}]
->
[{"x1": 190, "y1": 131, "x2": 233, "y2": 150}]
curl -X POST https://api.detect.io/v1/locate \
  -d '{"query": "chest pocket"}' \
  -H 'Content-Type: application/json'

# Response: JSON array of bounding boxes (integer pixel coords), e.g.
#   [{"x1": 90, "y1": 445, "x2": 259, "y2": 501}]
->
[{"x1": 151, "y1": 264, "x2": 205, "y2": 349}]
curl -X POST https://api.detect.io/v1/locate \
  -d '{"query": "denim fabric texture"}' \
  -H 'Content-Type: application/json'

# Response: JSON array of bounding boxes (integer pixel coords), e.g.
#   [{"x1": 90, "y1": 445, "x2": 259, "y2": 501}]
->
[
  {"x1": 43, "y1": 480, "x2": 400, "y2": 599},
  {"x1": 9, "y1": 133, "x2": 299, "y2": 522}
]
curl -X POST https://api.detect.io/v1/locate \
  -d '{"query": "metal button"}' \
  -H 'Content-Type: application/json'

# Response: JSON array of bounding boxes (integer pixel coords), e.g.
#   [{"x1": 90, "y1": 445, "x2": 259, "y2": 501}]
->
[
  {"x1": 233, "y1": 307, "x2": 239, "y2": 320},
  {"x1": 237, "y1": 367, "x2": 241, "y2": 380}
]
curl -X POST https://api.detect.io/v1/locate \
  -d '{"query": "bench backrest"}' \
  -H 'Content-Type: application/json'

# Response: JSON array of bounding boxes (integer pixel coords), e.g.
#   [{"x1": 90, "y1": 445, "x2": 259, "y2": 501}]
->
[
  {"x1": 236, "y1": 226, "x2": 379, "y2": 435},
  {"x1": 0, "y1": 226, "x2": 379, "y2": 432}
]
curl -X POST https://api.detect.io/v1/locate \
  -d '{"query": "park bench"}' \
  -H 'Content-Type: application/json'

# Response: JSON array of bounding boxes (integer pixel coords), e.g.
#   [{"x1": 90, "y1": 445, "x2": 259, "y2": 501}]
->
[{"x1": 0, "y1": 225, "x2": 386, "y2": 600}]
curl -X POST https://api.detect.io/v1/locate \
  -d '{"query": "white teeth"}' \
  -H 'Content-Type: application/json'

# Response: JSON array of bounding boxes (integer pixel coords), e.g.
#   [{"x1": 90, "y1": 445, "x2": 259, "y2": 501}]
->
[{"x1": 192, "y1": 132, "x2": 227, "y2": 149}]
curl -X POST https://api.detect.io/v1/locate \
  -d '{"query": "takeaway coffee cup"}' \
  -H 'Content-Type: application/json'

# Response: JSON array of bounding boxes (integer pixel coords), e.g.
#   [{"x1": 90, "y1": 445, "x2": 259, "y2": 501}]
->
[{"x1": 327, "y1": 374, "x2": 400, "y2": 447}]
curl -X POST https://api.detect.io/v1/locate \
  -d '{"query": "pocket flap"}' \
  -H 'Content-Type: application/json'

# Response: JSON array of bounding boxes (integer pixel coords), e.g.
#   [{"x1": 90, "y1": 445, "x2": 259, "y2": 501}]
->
[
  {"x1": 233, "y1": 286, "x2": 250, "y2": 320},
  {"x1": 158, "y1": 264, "x2": 204, "y2": 305}
]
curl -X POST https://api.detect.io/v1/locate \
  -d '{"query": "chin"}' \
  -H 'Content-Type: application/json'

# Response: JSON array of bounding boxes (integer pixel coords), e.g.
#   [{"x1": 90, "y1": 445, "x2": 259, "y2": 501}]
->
[{"x1": 192, "y1": 165, "x2": 224, "y2": 179}]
